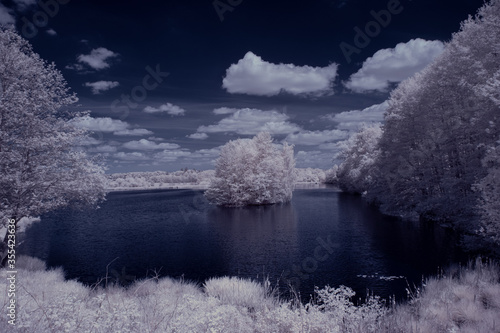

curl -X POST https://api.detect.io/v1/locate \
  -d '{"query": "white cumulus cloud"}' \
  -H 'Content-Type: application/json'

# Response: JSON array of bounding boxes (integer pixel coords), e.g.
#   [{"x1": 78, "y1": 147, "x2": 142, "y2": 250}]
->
[
  {"x1": 325, "y1": 101, "x2": 388, "y2": 130},
  {"x1": 197, "y1": 108, "x2": 301, "y2": 135},
  {"x1": 0, "y1": 4, "x2": 15, "y2": 26},
  {"x1": 72, "y1": 116, "x2": 129, "y2": 132},
  {"x1": 123, "y1": 139, "x2": 180, "y2": 151},
  {"x1": 213, "y1": 107, "x2": 239, "y2": 115},
  {"x1": 114, "y1": 152, "x2": 149, "y2": 161},
  {"x1": 76, "y1": 47, "x2": 118, "y2": 70},
  {"x1": 222, "y1": 52, "x2": 338, "y2": 96},
  {"x1": 114, "y1": 128, "x2": 154, "y2": 136},
  {"x1": 71, "y1": 116, "x2": 152, "y2": 137},
  {"x1": 284, "y1": 129, "x2": 349, "y2": 146},
  {"x1": 187, "y1": 133, "x2": 209, "y2": 140},
  {"x1": 90, "y1": 145, "x2": 118, "y2": 153},
  {"x1": 143, "y1": 103, "x2": 185, "y2": 116},
  {"x1": 84, "y1": 81, "x2": 120, "y2": 94},
  {"x1": 154, "y1": 150, "x2": 192, "y2": 162},
  {"x1": 345, "y1": 39, "x2": 445, "y2": 93}
]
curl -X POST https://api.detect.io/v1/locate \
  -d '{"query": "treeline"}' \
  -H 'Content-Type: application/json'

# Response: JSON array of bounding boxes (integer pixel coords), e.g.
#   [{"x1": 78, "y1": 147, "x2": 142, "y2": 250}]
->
[
  {"x1": 336, "y1": 0, "x2": 500, "y2": 241},
  {"x1": 107, "y1": 167, "x2": 335, "y2": 191},
  {"x1": 106, "y1": 169, "x2": 215, "y2": 189}
]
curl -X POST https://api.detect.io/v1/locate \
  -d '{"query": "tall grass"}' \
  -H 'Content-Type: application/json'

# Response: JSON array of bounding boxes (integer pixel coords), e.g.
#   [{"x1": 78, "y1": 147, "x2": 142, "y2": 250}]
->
[
  {"x1": 1, "y1": 256, "x2": 499, "y2": 332},
  {"x1": 382, "y1": 258, "x2": 500, "y2": 332}
]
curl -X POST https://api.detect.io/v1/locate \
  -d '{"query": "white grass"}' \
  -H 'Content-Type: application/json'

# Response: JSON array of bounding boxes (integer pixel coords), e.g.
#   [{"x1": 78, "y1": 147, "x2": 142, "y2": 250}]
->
[
  {"x1": 383, "y1": 258, "x2": 500, "y2": 332},
  {"x1": 1, "y1": 256, "x2": 499, "y2": 332}
]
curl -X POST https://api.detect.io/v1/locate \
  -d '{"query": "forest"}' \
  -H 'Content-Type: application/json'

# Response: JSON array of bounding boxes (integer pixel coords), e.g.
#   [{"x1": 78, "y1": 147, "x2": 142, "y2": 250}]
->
[{"x1": 335, "y1": 0, "x2": 500, "y2": 243}]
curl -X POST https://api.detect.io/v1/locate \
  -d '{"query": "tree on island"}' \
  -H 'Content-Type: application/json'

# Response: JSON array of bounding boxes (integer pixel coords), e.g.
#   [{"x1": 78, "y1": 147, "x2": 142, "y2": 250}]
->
[
  {"x1": 0, "y1": 29, "x2": 106, "y2": 266},
  {"x1": 205, "y1": 132, "x2": 295, "y2": 206}
]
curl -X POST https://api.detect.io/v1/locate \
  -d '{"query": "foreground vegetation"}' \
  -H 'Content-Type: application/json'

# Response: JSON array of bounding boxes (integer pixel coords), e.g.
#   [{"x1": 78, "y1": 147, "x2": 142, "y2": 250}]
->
[{"x1": 1, "y1": 256, "x2": 499, "y2": 332}]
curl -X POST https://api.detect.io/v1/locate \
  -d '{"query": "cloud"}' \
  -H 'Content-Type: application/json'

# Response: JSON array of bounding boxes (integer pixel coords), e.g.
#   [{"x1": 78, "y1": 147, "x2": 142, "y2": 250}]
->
[
  {"x1": 65, "y1": 64, "x2": 85, "y2": 71},
  {"x1": 187, "y1": 133, "x2": 209, "y2": 140},
  {"x1": 188, "y1": 147, "x2": 221, "y2": 159},
  {"x1": 345, "y1": 39, "x2": 445, "y2": 93},
  {"x1": 197, "y1": 108, "x2": 301, "y2": 135},
  {"x1": 154, "y1": 150, "x2": 192, "y2": 162},
  {"x1": 114, "y1": 152, "x2": 149, "y2": 161},
  {"x1": 76, "y1": 137, "x2": 102, "y2": 146},
  {"x1": 143, "y1": 103, "x2": 185, "y2": 116},
  {"x1": 295, "y1": 150, "x2": 335, "y2": 168},
  {"x1": 46, "y1": 28, "x2": 57, "y2": 36},
  {"x1": 114, "y1": 128, "x2": 154, "y2": 136},
  {"x1": 0, "y1": 4, "x2": 15, "y2": 26},
  {"x1": 71, "y1": 116, "x2": 152, "y2": 136},
  {"x1": 72, "y1": 116, "x2": 129, "y2": 132},
  {"x1": 12, "y1": 0, "x2": 36, "y2": 10},
  {"x1": 222, "y1": 51, "x2": 338, "y2": 96},
  {"x1": 147, "y1": 136, "x2": 164, "y2": 141},
  {"x1": 123, "y1": 139, "x2": 180, "y2": 150},
  {"x1": 284, "y1": 129, "x2": 349, "y2": 146},
  {"x1": 84, "y1": 81, "x2": 120, "y2": 94},
  {"x1": 89, "y1": 145, "x2": 118, "y2": 153},
  {"x1": 213, "y1": 107, "x2": 238, "y2": 115},
  {"x1": 325, "y1": 101, "x2": 388, "y2": 130},
  {"x1": 76, "y1": 47, "x2": 118, "y2": 70}
]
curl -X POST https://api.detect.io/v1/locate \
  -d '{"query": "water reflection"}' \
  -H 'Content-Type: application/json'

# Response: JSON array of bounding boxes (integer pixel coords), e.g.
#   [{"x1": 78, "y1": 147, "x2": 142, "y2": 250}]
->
[{"x1": 207, "y1": 203, "x2": 299, "y2": 280}]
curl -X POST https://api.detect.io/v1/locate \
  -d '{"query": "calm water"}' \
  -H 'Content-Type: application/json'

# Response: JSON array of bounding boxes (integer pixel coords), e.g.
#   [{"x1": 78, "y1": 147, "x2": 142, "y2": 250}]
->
[{"x1": 19, "y1": 187, "x2": 469, "y2": 301}]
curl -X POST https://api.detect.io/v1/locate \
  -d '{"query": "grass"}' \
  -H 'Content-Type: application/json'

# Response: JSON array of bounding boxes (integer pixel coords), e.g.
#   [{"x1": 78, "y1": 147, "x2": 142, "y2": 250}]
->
[{"x1": 0, "y1": 256, "x2": 499, "y2": 332}]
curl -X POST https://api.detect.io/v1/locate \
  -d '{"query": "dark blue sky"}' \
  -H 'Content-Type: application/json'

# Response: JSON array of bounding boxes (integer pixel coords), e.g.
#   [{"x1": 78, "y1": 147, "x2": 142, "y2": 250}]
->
[{"x1": 0, "y1": 0, "x2": 486, "y2": 172}]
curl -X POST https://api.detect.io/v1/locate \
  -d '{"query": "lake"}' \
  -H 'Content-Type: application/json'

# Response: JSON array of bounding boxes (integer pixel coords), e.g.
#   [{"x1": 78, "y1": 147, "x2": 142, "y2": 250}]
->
[{"x1": 19, "y1": 187, "x2": 469, "y2": 301}]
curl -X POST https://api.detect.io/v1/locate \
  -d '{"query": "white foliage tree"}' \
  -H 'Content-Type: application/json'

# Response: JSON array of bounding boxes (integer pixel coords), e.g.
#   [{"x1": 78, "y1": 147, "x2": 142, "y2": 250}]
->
[
  {"x1": 205, "y1": 132, "x2": 295, "y2": 206},
  {"x1": 324, "y1": 165, "x2": 338, "y2": 184},
  {"x1": 476, "y1": 143, "x2": 500, "y2": 241},
  {"x1": 0, "y1": 29, "x2": 106, "y2": 264},
  {"x1": 336, "y1": 124, "x2": 383, "y2": 194},
  {"x1": 361, "y1": 0, "x2": 500, "y2": 225}
]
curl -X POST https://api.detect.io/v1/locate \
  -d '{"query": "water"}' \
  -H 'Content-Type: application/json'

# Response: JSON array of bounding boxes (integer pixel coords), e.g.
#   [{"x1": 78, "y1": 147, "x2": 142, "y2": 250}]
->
[{"x1": 19, "y1": 187, "x2": 469, "y2": 301}]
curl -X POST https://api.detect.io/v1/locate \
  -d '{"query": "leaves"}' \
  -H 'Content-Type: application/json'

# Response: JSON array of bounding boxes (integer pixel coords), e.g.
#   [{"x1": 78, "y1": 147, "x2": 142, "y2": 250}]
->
[{"x1": 205, "y1": 132, "x2": 296, "y2": 207}]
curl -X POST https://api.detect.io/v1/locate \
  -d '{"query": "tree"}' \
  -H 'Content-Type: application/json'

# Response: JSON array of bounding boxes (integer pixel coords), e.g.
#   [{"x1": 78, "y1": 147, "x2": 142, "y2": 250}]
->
[
  {"x1": 475, "y1": 143, "x2": 500, "y2": 241},
  {"x1": 361, "y1": 0, "x2": 500, "y2": 225},
  {"x1": 0, "y1": 29, "x2": 106, "y2": 265},
  {"x1": 336, "y1": 124, "x2": 382, "y2": 194},
  {"x1": 205, "y1": 132, "x2": 295, "y2": 206}
]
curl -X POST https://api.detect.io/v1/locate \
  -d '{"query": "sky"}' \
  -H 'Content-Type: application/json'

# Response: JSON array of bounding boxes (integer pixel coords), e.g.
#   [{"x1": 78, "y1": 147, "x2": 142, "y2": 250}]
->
[{"x1": 0, "y1": 0, "x2": 487, "y2": 172}]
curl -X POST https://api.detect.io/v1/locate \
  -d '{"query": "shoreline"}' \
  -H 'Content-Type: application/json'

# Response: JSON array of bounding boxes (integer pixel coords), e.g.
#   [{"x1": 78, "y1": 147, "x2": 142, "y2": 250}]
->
[{"x1": 105, "y1": 182, "x2": 338, "y2": 193}]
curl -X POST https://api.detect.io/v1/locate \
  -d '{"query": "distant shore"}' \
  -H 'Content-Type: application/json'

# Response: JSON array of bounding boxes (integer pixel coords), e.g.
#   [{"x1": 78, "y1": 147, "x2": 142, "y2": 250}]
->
[{"x1": 106, "y1": 182, "x2": 337, "y2": 193}]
